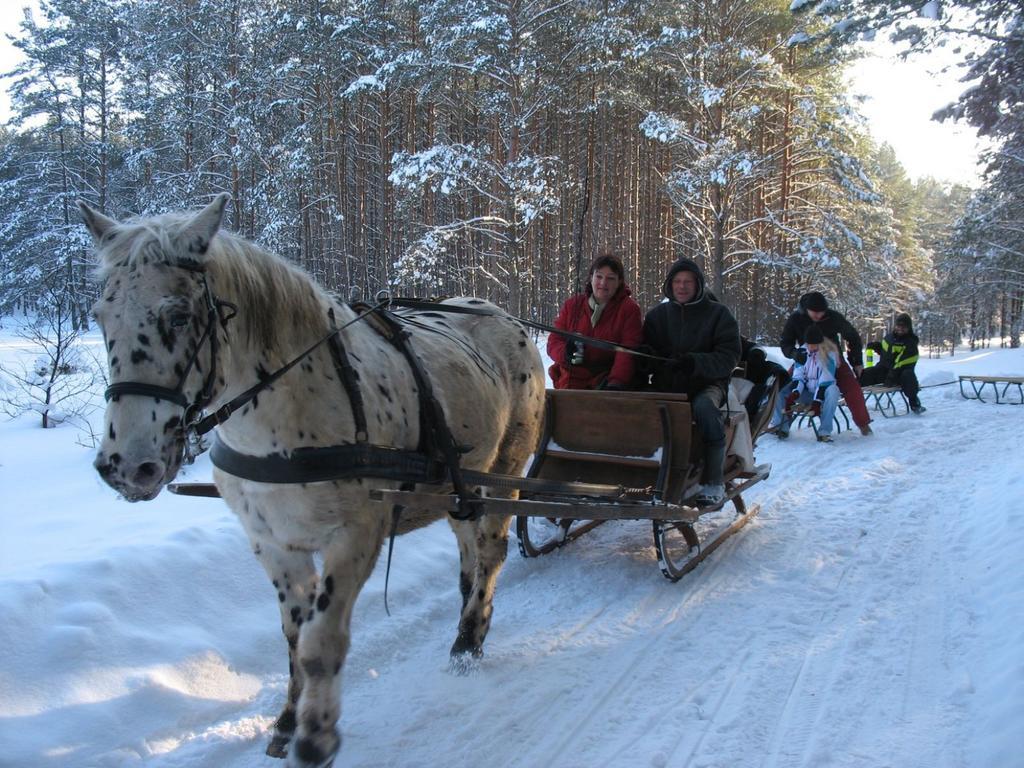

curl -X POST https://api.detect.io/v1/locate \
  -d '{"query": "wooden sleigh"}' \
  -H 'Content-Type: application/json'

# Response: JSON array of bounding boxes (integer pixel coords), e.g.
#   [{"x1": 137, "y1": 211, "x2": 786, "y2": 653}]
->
[
  {"x1": 356, "y1": 385, "x2": 773, "y2": 581},
  {"x1": 171, "y1": 385, "x2": 775, "y2": 582},
  {"x1": 508, "y1": 388, "x2": 772, "y2": 581},
  {"x1": 958, "y1": 375, "x2": 1024, "y2": 405}
]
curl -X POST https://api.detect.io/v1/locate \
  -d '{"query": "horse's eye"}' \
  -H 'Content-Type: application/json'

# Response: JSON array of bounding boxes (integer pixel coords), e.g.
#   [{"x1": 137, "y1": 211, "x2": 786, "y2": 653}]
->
[{"x1": 170, "y1": 312, "x2": 191, "y2": 328}]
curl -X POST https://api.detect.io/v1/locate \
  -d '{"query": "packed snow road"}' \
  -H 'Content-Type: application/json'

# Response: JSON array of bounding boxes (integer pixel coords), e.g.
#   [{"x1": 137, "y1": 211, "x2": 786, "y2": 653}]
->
[
  {"x1": 336, "y1": 383, "x2": 1013, "y2": 768},
  {"x1": 1, "y1": 349, "x2": 1021, "y2": 768}
]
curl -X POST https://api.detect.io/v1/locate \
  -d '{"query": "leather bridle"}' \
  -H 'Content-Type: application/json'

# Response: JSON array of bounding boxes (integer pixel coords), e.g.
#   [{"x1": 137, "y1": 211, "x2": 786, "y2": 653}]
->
[{"x1": 103, "y1": 262, "x2": 237, "y2": 430}]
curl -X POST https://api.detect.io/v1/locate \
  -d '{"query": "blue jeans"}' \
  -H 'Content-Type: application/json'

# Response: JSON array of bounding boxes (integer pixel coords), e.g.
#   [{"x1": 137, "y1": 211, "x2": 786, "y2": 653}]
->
[{"x1": 773, "y1": 381, "x2": 840, "y2": 436}]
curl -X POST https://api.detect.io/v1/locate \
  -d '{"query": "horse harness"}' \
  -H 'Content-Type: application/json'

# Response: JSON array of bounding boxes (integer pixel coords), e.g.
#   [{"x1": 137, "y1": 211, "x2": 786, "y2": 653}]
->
[
  {"x1": 105, "y1": 262, "x2": 502, "y2": 520},
  {"x1": 210, "y1": 301, "x2": 493, "y2": 519}
]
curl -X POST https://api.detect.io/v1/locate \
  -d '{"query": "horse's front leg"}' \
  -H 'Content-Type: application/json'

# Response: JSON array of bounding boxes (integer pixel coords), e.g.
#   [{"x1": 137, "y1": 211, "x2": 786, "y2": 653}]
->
[
  {"x1": 288, "y1": 521, "x2": 385, "y2": 768},
  {"x1": 251, "y1": 541, "x2": 319, "y2": 759},
  {"x1": 448, "y1": 512, "x2": 513, "y2": 671}
]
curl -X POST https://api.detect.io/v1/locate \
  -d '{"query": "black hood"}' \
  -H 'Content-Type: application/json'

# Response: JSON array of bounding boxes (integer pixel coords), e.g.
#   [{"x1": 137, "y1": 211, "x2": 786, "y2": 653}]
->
[
  {"x1": 895, "y1": 312, "x2": 914, "y2": 334},
  {"x1": 662, "y1": 258, "x2": 706, "y2": 305}
]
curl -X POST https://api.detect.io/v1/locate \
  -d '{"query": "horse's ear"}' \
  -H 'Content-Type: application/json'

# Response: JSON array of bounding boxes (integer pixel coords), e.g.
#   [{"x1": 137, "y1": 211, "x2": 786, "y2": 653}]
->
[
  {"x1": 181, "y1": 193, "x2": 231, "y2": 257},
  {"x1": 78, "y1": 201, "x2": 118, "y2": 244}
]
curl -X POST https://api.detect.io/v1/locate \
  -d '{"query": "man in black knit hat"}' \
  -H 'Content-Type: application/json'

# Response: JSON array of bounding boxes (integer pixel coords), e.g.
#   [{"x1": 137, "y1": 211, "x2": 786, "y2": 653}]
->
[{"x1": 779, "y1": 291, "x2": 873, "y2": 435}]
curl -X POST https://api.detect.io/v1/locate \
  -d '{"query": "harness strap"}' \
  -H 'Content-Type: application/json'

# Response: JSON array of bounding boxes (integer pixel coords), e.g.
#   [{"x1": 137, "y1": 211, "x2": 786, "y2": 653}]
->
[
  {"x1": 105, "y1": 382, "x2": 189, "y2": 407},
  {"x1": 210, "y1": 435, "x2": 445, "y2": 484},
  {"x1": 208, "y1": 434, "x2": 649, "y2": 498},
  {"x1": 326, "y1": 314, "x2": 369, "y2": 443},
  {"x1": 372, "y1": 306, "x2": 484, "y2": 521}
]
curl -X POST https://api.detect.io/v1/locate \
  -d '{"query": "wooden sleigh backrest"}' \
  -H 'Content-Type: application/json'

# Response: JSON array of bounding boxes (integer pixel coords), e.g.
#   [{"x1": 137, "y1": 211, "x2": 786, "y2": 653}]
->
[{"x1": 530, "y1": 389, "x2": 708, "y2": 502}]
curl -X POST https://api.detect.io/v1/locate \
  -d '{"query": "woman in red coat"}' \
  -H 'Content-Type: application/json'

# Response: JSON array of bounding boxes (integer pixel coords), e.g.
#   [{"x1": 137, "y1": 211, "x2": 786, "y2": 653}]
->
[{"x1": 547, "y1": 254, "x2": 644, "y2": 390}]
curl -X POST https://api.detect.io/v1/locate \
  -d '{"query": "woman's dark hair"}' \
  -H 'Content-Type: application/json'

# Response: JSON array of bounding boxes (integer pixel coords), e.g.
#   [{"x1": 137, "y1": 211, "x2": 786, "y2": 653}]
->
[{"x1": 585, "y1": 254, "x2": 625, "y2": 295}]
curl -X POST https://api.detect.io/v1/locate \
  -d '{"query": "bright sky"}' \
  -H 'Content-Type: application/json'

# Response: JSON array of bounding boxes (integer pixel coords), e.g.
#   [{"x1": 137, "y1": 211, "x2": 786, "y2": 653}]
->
[
  {"x1": 847, "y1": 39, "x2": 989, "y2": 187},
  {"x1": 0, "y1": 5, "x2": 988, "y2": 187},
  {"x1": 1, "y1": 4, "x2": 31, "y2": 118}
]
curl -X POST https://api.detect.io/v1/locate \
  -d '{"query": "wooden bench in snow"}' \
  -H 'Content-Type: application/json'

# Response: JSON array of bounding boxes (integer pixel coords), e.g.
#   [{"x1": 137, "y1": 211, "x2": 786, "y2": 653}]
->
[
  {"x1": 958, "y1": 375, "x2": 1024, "y2": 405},
  {"x1": 861, "y1": 384, "x2": 909, "y2": 417}
]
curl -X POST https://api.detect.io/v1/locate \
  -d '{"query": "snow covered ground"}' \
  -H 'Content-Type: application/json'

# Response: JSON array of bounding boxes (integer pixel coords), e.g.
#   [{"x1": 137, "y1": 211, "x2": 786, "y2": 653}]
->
[{"x1": 1, "y1": 323, "x2": 1022, "y2": 768}]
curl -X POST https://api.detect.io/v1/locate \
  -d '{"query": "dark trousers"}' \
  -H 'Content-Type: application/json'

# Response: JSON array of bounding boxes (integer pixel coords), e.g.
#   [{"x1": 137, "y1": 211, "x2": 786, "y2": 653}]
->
[
  {"x1": 859, "y1": 365, "x2": 921, "y2": 407},
  {"x1": 693, "y1": 385, "x2": 726, "y2": 485},
  {"x1": 892, "y1": 367, "x2": 921, "y2": 407},
  {"x1": 859, "y1": 365, "x2": 887, "y2": 386}
]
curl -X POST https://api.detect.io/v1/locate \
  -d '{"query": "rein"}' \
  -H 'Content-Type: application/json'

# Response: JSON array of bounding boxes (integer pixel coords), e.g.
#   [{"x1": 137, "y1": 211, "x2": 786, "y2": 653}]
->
[
  {"x1": 189, "y1": 301, "x2": 388, "y2": 437},
  {"x1": 387, "y1": 298, "x2": 672, "y2": 363},
  {"x1": 108, "y1": 275, "x2": 658, "y2": 526}
]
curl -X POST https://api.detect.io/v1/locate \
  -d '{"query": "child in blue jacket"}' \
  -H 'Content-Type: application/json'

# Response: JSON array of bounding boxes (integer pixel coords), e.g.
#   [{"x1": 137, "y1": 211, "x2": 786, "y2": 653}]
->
[{"x1": 769, "y1": 325, "x2": 842, "y2": 442}]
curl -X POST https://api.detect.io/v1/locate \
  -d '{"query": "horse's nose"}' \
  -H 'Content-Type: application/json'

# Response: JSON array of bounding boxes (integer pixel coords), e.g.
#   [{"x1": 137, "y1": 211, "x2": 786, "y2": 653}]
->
[
  {"x1": 130, "y1": 460, "x2": 166, "y2": 488},
  {"x1": 95, "y1": 450, "x2": 166, "y2": 498}
]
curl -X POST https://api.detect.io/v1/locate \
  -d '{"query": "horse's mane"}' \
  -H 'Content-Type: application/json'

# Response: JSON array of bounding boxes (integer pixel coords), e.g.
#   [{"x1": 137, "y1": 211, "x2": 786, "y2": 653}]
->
[
  {"x1": 208, "y1": 232, "x2": 334, "y2": 356},
  {"x1": 97, "y1": 212, "x2": 333, "y2": 358}
]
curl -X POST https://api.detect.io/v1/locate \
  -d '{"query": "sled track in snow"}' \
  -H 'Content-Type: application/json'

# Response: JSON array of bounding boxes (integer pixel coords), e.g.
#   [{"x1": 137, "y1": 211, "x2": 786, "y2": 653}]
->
[{"x1": 758, "y1": 400, "x2": 975, "y2": 768}]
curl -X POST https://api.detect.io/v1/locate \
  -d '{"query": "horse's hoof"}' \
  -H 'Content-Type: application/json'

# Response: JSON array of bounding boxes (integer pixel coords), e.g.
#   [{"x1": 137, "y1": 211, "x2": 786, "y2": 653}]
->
[
  {"x1": 448, "y1": 649, "x2": 482, "y2": 676},
  {"x1": 287, "y1": 731, "x2": 340, "y2": 768},
  {"x1": 266, "y1": 732, "x2": 291, "y2": 759}
]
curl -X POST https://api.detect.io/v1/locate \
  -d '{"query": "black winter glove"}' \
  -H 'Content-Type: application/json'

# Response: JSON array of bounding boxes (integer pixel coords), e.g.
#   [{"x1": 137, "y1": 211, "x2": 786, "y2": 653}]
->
[
  {"x1": 669, "y1": 353, "x2": 696, "y2": 375},
  {"x1": 564, "y1": 340, "x2": 584, "y2": 367},
  {"x1": 792, "y1": 348, "x2": 808, "y2": 365}
]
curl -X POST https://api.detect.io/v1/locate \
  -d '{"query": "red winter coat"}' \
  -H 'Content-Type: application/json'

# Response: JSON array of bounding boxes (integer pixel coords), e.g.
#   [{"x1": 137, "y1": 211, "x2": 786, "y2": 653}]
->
[{"x1": 547, "y1": 285, "x2": 643, "y2": 390}]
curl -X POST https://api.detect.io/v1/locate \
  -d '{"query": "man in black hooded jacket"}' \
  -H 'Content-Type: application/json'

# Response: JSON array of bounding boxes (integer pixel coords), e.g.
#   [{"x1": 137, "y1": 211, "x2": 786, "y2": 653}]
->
[{"x1": 643, "y1": 258, "x2": 740, "y2": 507}]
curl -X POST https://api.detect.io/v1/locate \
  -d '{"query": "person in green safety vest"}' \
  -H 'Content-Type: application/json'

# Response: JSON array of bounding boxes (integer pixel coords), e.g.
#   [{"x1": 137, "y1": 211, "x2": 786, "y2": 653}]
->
[
  {"x1": 859, "y1": 340, "x2": 886, "y2": 385},
  {"x1": 864, "y1": 340, "x2": 883, "y2": 370},
  {"x1": 881, "y1": 313, "x2": 925, "y2": 414}
]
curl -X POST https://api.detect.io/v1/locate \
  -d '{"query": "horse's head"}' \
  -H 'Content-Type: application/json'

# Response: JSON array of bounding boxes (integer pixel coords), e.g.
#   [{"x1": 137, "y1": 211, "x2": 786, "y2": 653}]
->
[{"x1": 82, "y1": 194, "x2": 232, "y2": 501}]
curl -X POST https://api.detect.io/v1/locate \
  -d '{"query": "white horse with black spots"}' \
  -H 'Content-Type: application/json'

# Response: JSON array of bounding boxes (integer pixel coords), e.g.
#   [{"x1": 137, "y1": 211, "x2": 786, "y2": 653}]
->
[{"x1": 81, "y1": 194, "x2": 545, "y2": 767}]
